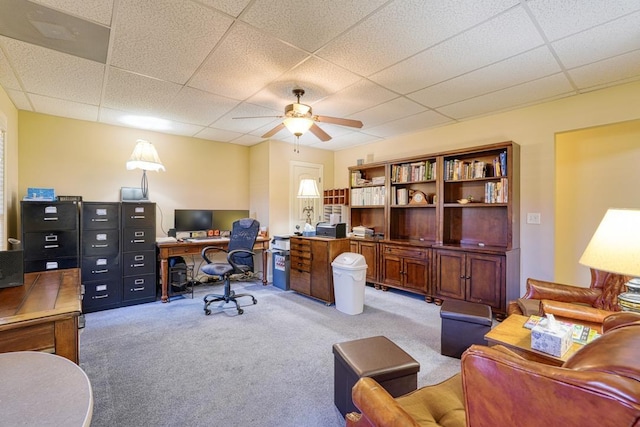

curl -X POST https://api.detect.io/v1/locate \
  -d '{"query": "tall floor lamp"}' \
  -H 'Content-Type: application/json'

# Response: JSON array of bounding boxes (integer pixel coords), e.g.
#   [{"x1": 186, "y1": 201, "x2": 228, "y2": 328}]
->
[
  {"x1": 579, "y1": 208, "x2": 640, "y2": 312},
  {"x1": 298, "y1": 178, "x2": 320, "y2": 225},
  {"x1": 126, "y1": 139, "x2": 165, "y2": 200}
]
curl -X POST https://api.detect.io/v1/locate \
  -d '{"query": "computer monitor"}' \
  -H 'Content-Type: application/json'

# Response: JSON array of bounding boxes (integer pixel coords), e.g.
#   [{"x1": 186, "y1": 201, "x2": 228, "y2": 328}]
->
[
  {"x1": 174, "y1": 209, "x2": 213, "y2": 232},
  {"x1": 212, "y1": 210, "x2": 250, "y2": 233}
]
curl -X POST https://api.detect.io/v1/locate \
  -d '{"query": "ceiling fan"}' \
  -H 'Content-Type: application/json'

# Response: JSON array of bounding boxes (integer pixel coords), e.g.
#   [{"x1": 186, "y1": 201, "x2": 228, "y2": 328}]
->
[{"x1": 234, "y1": 89, "x2": 363, "y2": 142}]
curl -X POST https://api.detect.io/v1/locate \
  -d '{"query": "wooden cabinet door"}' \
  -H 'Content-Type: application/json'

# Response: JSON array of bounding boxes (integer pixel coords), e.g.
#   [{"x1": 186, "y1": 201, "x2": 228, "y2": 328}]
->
[
  {"x1": 466, "y1": 253, "x2": 503, "y2": 308},
  {"x1": 310, "y1": 240, "x2": 332, "y2": 302},
  {"x1": 434, "y1": 249, "x2": 465, "y2": 299},
  {"x1": 403, "y1": 258, "x2": 428, "y2": 292},
  {"x1": 358, "y1": 241, "x2": 378, "y2": 283},
  {"x1": 382, "y1": 252, "x2": 403, "y2": 287}
]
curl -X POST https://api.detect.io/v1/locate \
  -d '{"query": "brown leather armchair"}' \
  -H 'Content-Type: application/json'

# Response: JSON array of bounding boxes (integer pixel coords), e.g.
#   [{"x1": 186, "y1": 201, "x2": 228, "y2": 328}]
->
[
  {"x1": 346, "y1": 312, "x2": 640, "y2": 427},
  {"x1": 506, "y1": 268, "x2": 630, "y2": 331}
]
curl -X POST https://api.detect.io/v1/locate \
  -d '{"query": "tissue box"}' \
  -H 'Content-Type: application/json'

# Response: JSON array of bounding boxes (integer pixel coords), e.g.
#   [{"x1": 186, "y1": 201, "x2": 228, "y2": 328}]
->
[{"x1": 531, "y1": 323, "x2": 572, "y2": 357}]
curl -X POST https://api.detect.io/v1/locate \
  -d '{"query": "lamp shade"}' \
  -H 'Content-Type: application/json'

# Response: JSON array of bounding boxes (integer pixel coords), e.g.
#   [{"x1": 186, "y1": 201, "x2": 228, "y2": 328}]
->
[
  {"x1": 284, "y1": 117, "x2": 314, "y2": 137},
  {"x1": 126, "y1": 139, "x2": 165, "y2": 172},
  {"x1": 297, "y1": 179, "x2": 320, "y2": 198},
  {"x1": 579, "y1": 208, "x2": 640, "y2": 277}
]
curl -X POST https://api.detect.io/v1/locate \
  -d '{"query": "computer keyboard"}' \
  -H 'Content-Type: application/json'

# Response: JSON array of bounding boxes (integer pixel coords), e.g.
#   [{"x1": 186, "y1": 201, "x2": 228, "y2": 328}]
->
[{"x1": 186, "y1": 238, "x2": 227, "y2": 243}]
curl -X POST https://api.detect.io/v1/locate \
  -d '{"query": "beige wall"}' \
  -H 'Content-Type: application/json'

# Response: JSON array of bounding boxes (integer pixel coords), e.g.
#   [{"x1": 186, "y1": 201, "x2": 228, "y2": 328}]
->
[
  {"x1": 0, "y1": 87, "x2": 19, "y2": 244},
  {"x1": 556, "y1": 119, "x2": 640, "y2": 285},
  {"x1": 334, "y1": 80, "x2": 640, "y2": 293},
  {"x1": 18, "y1": 111, "x2": 250, "y2": 234}
]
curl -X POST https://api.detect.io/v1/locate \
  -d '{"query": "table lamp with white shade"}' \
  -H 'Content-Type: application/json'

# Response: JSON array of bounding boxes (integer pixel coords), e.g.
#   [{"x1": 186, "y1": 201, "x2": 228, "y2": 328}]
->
[
  {"x1": 126, "y1": 139, "x2": 165, "y2": 200},
  {"x1": 579, "y1": 208, "x2": 640, "y2": 312}
]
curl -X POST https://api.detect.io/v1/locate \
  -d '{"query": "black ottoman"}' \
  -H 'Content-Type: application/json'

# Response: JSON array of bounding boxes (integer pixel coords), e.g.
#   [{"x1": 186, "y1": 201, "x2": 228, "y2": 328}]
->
[
  {"x1": 332, "y1": 336, "x2": 420, "y2": 417},
  {"x1": 440, "y1": 299, "x2": 492, "y2": 358}
]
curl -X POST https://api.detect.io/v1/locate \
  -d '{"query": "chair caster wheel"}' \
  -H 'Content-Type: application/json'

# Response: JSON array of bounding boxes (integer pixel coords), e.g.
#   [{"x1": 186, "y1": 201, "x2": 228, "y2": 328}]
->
[
  {"x1": 237, "y1": 308, "x2": 244, "y2": 315},
  {"x1": 252, "y1": 298, "x2": 257, "y2": 305},
  {"x1": 204, "y1": 308, "x2": 211, "y2": 315}
]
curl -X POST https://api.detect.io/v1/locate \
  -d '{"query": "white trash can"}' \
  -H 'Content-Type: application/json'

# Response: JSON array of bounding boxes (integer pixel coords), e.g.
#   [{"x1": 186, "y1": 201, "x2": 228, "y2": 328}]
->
[{"x1": 332, "y1": 252, "x2": 368, "y2": 315}]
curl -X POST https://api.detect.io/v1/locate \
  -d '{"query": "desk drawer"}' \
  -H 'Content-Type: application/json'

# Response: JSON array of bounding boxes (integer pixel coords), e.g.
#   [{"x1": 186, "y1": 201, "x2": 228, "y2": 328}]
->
[
  {"x1": 382, "y1": 244, "x2": 428, "y2": 259},
  {"x1": 290, "y1": 269, "x2": 311, "y2": 295},
  {"x1": 290, "y1": 238, "x2": 311, "y2": 253},
  {"x1": 290, "y1": 254, "x2": 311, "y2": 272},
  {"x1": 166, "y1": 245, "x2": 202, "y2": 257}
]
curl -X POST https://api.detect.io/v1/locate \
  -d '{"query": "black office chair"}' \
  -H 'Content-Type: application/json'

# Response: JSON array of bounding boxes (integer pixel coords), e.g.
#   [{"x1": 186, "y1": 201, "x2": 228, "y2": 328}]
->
[{"x1": 201, "y1": 218, "x2": 259, "y2": 315}]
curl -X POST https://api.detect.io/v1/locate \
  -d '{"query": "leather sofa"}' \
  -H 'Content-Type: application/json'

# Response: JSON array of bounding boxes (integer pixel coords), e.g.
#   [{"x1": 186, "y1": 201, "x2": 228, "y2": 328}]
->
[
  {"x1": 507, "y1": 268, "x2": 630, "y2": 331},
  {"x1": 346, "y1": 312, "x2": 640, "y2": 427}
]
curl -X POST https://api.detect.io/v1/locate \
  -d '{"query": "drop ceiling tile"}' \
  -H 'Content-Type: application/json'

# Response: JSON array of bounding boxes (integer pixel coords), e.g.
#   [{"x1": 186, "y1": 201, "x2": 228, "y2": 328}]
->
[
  {"x1": 365, "y1": 110, "x2": 454, "y2": 138},
  {"x1": 318, "y1": 0, "x2": 520, "y2": 76},
  {"x1": 32, "y1": 0, "x2": 115, "y2": 25},
  {"x1": 228, "y1": 133, "x2": 264, "y2": 146},
  {"x1": 1, "y1": 37, "x2": 104, "y2": 104},
  {"x1": 198, "y1": 0, "x2": 252, "y2": 17},
  {"x1": 110, "y1": 0, "x2": 233, "y2": 84},
  {"x1": 409, "y1": 46, "x2": 561, "y2": 108},
  {"x1": 240, "y1": 0, "x2": 387, "y2": 53},
  {"x1": 155, "y1": 121, "x2": 206, "y2": 138},
  {"x1": 311, "y1": 80, "x2": 398, "y2": 118},
  {"x1": 371, "y1": 6, "x2": 544, "y2": 94},
  {"x1": 210, "y1": 103, "x2": 282, "y2": 133},
  {"x1": 527, "y1": 0, "x2": 640, "y2": 41},
  {"x1": 98, "y1": 106, "x2": 204, "y2": 136},
  {"x1": 0, "y1": 43, "x2": 21, "y2": 90},
  {"x1": 102, "y1": 68, "x2": 182, "y2": 115},
  {"x1": 189, "y1": 22, "x2": 308, "y2": 100},
  {"x1": 351, "y1": 97, "x2": 427, "y2": 129},
  {"x1": 316, "y1": 132, "x2": 383, "y2": 151},
  {"x1": 552, "y1": 11, "x2": 640, "y2": 69},
  {"x1": 30, "y1": 94, "x2": 99, "y2": 121},
  {"x1": 437, "y1": 73, "x2": 574, "y2": 120},
  {"x1": 164, "y1": 87, "x2": 240, "y2": 126},
  {"x1": 195, "y1": 127, "x2": 244, "y2": 143},
  {"x1": 568, "y1": 50, "x2": 640, "y2": 89},
  {"x1": 5, "y1": 88, "x2": 32, "y2": 110}
]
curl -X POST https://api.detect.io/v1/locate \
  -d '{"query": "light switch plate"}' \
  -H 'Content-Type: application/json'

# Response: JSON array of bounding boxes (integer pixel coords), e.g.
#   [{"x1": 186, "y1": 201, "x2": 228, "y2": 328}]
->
[{"x1": 527, "y1": 213, "x2": 541, "y2": 224}]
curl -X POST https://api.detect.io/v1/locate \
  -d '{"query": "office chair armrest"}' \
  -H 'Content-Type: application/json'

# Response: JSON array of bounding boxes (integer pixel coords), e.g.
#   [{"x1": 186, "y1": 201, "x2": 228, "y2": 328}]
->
[
  {"x1": 201, "y1": 246, "x2": 228, "y2": 264},
  {"x1": 227, "y1": 249, "x2": 255, "y2": 271}
]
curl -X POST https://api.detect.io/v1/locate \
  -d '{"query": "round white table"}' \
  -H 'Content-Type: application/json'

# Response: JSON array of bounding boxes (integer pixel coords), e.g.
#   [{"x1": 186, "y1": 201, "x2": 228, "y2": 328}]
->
[{"x1": 0, "y1": 351, "x2": 93, "y2": 426}]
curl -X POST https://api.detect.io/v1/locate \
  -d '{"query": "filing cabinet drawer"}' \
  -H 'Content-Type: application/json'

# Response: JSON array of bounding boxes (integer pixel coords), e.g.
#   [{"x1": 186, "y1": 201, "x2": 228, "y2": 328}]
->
[
  {"x1": 24, "y1": 257, "x2": 78, "y2": 273},
  {"x1": 83, "y1": 279, "x2": 122, "y2": 312},
  {"x1": 22, "y1": 231, "x2": 78, "y2": 260},
  {"x1": 122, "y1": 203, "x2": 155, "y2": 228},
  {"x1": 81, "y1": 254, "x2": 121, "y2": 281},
  {"x1": 122, "y1": 251, "x2": 155, "y2": 276},
  {"x1": 122, "y1": 228, "x2": 155, "y2": 251},
  {"x1": 82, "y1": 203, "x2": 120, "y2": 230},
  {"x1": 122, "y1": 274, "x2": 156, "y2": 301},
  {"x1": 82, "y1": 229, "x2": 120, "y2": 256},
  {"x1": 22, "y1": 201, "x2": 78, "y2": 231},
  {"x1": 290, "y1": 269, "x2": 311, "y2": 295},
  {"x1": 290, "y1": 254, "x2": 311, "y2": 272}
]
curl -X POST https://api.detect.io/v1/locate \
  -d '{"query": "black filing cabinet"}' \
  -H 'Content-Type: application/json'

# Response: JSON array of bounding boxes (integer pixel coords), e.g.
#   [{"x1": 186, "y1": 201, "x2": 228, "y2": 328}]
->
[
  {"x1": 21, "y1": 200, "x2": 79, "y2": 273},
  {"x1": 121, "y1": 202, "x2": 156, "y2": 306},
  {"x1": 81, "y1": 202, "x2": 121, "y2": 313}
]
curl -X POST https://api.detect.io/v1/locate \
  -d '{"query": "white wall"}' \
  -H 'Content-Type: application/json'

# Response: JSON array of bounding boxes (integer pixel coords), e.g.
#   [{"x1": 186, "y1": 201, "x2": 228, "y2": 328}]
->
[{"x1": 333, "y1": 81, "x2": 640, "y2": 293}]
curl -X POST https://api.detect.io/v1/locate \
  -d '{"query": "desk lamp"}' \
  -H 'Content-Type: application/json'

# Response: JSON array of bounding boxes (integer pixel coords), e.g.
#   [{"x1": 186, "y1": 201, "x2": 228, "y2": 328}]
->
[
  {"x1": 126, "y1": 139, "x2": 165, "y2": 200},
  {"x1": 579, "y1": 208, "x2": 640, "y2": 312},
  {"x1": 297, "y1": 178, "x2": 320, "y2": 225}
]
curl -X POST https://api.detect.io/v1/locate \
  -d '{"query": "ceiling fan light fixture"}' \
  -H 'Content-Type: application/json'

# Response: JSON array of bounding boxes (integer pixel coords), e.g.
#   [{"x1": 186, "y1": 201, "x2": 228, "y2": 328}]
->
[{"x1": 283, "y1": 117, "x2": 314, "y2": 137}]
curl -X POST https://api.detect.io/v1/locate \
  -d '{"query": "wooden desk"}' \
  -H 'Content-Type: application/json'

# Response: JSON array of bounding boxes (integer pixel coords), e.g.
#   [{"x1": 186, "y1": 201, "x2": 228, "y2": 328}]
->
[
  {"x1": 484, "y1": 314, "x2": 583, "y2": 366},
  {"x1": 157, "y1": 237, "x2": 270, "y2": 302},
  {"x1": 0, "y1": 269, "x2": 82, "y2": 364},
  {"x1": 0, "y1": 351, "x2": 93, "y2": 426}
]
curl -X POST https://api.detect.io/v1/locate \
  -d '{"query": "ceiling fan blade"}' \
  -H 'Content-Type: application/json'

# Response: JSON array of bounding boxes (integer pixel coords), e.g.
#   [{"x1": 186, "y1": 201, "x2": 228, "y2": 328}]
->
[
  {"x1": 309, "y1": 123, "x2": 332, "y2": 142},
  {"x1": 262, "y1": 123, "x2": 286, "y2": 138},
  {"x1": 233, "y1": 115, "x2": 282, "y2": 119},
  {"x1": 314, "y1": 115, "x2": 363, "y2": 128}
]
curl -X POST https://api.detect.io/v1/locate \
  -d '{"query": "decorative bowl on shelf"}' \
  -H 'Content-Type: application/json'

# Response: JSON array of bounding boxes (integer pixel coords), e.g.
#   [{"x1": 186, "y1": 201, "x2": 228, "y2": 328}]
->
[{"x1": 457, "y1": 199, "x2": 470, "y2": 205}]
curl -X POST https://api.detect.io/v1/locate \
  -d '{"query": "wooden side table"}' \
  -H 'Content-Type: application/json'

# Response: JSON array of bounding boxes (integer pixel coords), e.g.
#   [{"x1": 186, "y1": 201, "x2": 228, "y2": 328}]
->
[
  {"x1": 0, "y1": 268, "x2": 82, "y2": 363},
  {"x1": 0, "y1": 351, "x2": 93, "y2": 426}
]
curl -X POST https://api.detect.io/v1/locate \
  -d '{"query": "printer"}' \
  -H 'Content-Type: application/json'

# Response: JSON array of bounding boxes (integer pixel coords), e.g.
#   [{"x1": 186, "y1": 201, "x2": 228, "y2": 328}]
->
[
  {"x1": 271, "y1": 235, "x2": 291, "y2": 250},
  {"x1": 315, "y1": 222, "x2": 347, "y2": 239}
]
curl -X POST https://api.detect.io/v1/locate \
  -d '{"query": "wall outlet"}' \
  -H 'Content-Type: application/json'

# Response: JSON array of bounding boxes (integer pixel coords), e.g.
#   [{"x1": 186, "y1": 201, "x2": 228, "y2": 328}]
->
[{"x1": 527, "y1": 213, "x2": 541, "y2": 224}]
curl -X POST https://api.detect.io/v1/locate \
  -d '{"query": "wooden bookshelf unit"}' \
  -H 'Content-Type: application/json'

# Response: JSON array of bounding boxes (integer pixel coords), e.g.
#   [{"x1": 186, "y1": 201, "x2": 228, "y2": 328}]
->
[{"x1": 348, "y1": 141, "x2": 520, "y2": 318}]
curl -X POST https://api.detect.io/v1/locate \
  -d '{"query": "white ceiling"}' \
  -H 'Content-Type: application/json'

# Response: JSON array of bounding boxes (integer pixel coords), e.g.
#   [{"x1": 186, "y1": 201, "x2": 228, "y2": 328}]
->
[{"x1": 1, "y1": 0, "x2": 639, "y2": 151}]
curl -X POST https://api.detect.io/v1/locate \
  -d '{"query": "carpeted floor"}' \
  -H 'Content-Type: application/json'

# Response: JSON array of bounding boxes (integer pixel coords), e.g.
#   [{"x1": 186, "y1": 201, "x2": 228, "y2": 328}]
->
[{"x1": 80, "y1": 281, "x2": 461, "y2": 427}]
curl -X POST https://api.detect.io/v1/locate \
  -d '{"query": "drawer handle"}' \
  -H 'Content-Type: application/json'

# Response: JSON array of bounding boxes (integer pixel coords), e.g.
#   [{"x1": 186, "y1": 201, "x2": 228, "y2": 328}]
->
[
  {"x1": 132, "y1": 239, "x2": 145, "y2": 243},
  {"x1": 92, "y1": 244, "x2": 109, "y2": 248},
  {"x1": 44, "y1": 217, "x2": 59, "y2": 221},
  {"x1": 131, "y1": 287, "x2": 145, "y2": 291},
  {"x1": 92, "y1": 269, "x2": 109, "y2": 274},
  {"x1": 44, "y1": 244, "x2": 59, "y2": 249},
  {"x1": 132, "y1": 263, "x2": 145, "y2": 268},
  {"x1": 134, "y1": 279, "x2": 145, "y2": 285},
  {"x1": 45, "y1": 235, "x2": 58, "y2": 242},
  {"x1": 131, "y1": 215, "x2": 146, "y2": 219},
  {"x1": 93, "y1": 294, "x2": 109, "y2": 299},
  {"x1": 92, "y1": 218, "x2": 108, "y2": 222}
]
